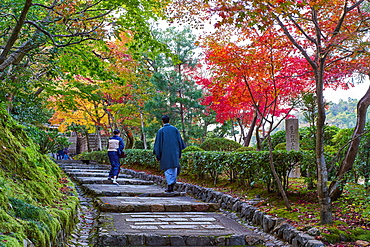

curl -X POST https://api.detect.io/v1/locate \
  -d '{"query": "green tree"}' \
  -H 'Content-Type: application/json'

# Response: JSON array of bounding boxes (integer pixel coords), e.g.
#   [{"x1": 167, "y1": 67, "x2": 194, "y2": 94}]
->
[
  {"x1": 0, "y1": 0, "x2": 170, "y2": 148},
  {"x1": 0, "y1": 0, "x2": 169, "y2": 73},
  {"x1": 0, "y1": 0, "x2": 169, "y2": 109},
  {"x1": 144, "y1": 26, "x2": 208, "y2": 145},
  {"x1": 26, "y1": 126, "x2": 71, "y2": 154},
  {"x1": 49, "y1": 38, "x2": 151, "y2": 149}
]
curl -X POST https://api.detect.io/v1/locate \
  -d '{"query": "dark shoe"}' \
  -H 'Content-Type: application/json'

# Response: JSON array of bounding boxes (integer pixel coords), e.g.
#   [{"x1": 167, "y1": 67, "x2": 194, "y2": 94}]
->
[{"x1": 165, "y1": 184, "x2": 173, "y2": 193}]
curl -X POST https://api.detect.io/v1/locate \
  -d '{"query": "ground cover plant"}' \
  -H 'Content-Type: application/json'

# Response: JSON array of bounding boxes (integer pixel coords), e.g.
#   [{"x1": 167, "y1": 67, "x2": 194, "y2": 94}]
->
[{"x1": 0, "y1": 107, "x2": 79, "y2": 246}]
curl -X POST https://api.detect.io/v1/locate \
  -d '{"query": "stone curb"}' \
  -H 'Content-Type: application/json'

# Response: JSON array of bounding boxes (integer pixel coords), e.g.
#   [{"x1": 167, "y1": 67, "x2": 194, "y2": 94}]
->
[
  {"x1": 95, "y1": 197, "x2": 220, "y2": 213},
  {"x1": 97, "y1": 233, "x2": 263, "y2": 246},
  {"x1": 121, "y1": 168, "x2": 326, "y2": 247}
]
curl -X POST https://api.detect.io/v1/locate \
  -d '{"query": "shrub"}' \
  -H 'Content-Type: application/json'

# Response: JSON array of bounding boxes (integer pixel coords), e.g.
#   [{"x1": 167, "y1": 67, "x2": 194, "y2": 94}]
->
[
  {"x1": 134, "y1": 140, "x2": 151, "y2": 149},
  {"x1": 183, "y1": 146, "x2": 204, "y2": 152},
  {"x1": 74, "y1": 150, "x2": 109, "y2": 164},
  {"x1": 261, "y1": 130, "x2": 286, "y2": 151},
  {"x1": 199, "y1": 138, "x2": 242, "y2": 151},
  {"x1": 355, "y1": 122, "x2": 370, "y2": 187},
  {"x1": 25, "y1": 126, "x2": 71, "y2": 154},
  {"x1": 324, "y1": 145, "x2": 337, "y2": 153},
  {"x1": 180, "y1": 150, "x2": 304, "y2": 190},
  {"x1": 121, "y1": 149, "x2": 157, "y2": 169},
  {"x1": 274, "y1": 143, "x2": 286, "y2": 150},
  {"x1": 235, "y1": 146, "x2": 255, "y2": 152}
]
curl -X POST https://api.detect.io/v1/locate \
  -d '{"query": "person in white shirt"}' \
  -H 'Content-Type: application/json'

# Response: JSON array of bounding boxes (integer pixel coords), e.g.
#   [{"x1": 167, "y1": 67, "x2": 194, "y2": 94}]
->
[{"x1": 107, "y1": 129, "x2": 125, "y2": 185}]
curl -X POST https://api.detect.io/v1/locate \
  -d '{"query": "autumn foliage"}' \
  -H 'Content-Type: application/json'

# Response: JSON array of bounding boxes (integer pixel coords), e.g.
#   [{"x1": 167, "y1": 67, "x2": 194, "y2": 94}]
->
[
  {"x1": 49, "y1": 31, "x2": 149, "y2": 134},
  {"x1": 197, "y1": 26, "x2": 312, "y2": 130}
]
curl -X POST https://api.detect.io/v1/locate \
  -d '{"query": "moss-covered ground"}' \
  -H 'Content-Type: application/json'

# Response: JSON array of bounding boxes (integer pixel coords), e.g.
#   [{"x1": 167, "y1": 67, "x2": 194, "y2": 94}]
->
[{"x1": 0, "y1": 107, "x2": 79, "y2": 246}]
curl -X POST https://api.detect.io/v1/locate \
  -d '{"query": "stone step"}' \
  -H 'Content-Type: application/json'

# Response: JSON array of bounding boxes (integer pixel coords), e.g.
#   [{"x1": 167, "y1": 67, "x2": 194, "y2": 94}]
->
[
  {"x1": 96, "y1": 196, "x2": 220, "y2": 213},
  {"x1": 73, "y1": 176, "x2": 154, "y2": 185},
  {"x1": 56, "y1": 160, "x2": 83, "y2": 164},
  {"x1": 81, "y1": 184, "x2": 186, "y2": 197},
  {"x1": 58, "y1": 164, "x2": 109, "y2": 170},
  {"x1": 66, "y1": 171, "x2": 132, "y2": 178},
  {"x1": 63, "y1": 169, "x2": 110, "y2": 173},
  {"x1": 56, "y1": 160, "x2": 103, "y2": 166},
  {"x1": 97, "y1": 212, "x2": 265, "y2": 246}
]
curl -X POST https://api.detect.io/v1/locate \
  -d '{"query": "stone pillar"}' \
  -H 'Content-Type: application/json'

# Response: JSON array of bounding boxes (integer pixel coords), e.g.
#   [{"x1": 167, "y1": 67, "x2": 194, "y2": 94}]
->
[{"x1": 285, "y1": 119, "x2": 301, "y2": 178}]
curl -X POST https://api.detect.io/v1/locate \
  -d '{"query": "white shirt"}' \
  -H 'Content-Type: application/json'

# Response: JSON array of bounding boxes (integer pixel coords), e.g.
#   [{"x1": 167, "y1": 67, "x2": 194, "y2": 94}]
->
[{"x1": 107, "y1": 139, "x2": 120, "y2": 151}]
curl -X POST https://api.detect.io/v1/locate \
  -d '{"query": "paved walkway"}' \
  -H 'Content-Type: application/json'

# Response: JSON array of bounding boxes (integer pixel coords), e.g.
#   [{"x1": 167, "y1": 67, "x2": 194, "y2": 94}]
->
[{"x1": 57, "y1": 160, "x2": 322, "y2": 246}]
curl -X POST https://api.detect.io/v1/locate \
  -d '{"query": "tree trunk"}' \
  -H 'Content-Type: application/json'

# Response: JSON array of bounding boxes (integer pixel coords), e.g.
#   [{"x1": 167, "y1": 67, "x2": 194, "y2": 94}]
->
[
  {"x1": 315, "y1": 67, "x2": 333, "y2": 225},
  {"x1": 0, "y1": 31, "x2": 42, "y2": 72},
  {"x1": 95, "y1": 126, "x2": 102, "y2": 151},
  {"x1": 236, "y1": 118, "x2": 246, "y2": 144},
  {"x1": 231, "y1": 120, "x2": 237, "y2": 142},
  {"x1": 179, "y1": 90, "x2": 187, "y2": 144},
  {"x1": 178, "y1": 64, "x2": 187, "y2": 145},
  {"x1": 268, "y1": 135, "x2": 292, "y2": 210},
  {"x1": 245, "y1": 112, "x2": 258, "y2": 147},
  {"x1": 122, "y1": 125, "x2": 134, "y2": 149},
  {"x1": 307, "y1": 170, "x2": 315, "y2": 190},
  {"x1": 86, "y1": 132, "x2": 91, "y2": 152},
  {"x1": 140, "y1": 112, "x2": 147, "y2": 149},
  {"x1": 255, "y1": 126, "x2": 262, "y2": 151},
  {"x1": 329, "y1": 85, "x2": 370, "y2": 200},
  {"x1": 0, "y1": 0, "x2": 32, "y2": 65},
  {"x1": 236, "y1": 113, "x2": 257, "y2": 147}
]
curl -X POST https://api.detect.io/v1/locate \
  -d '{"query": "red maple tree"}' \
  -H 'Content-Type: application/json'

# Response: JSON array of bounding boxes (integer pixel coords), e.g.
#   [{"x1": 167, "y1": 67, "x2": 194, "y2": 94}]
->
[{"x1": 197, "y1": 26, "x2": 312, "y2": 147}]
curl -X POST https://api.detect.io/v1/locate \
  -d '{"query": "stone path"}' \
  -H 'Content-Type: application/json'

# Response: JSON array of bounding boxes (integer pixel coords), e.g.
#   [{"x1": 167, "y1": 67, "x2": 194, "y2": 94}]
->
[{"x1": 57, "y1": 160, "x2": 324, "y2": 247}]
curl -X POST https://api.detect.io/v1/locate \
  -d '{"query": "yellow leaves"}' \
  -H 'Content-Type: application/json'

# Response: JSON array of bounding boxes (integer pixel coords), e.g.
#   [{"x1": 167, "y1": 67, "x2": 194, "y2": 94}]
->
[{"x1": 49, "y1": 91, "x2": 109, "y2": 133}]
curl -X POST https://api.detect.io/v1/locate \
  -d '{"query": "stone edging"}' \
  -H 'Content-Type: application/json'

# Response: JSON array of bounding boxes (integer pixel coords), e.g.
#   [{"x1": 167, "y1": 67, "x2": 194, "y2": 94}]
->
[{"x1": 121, "y1": 168, "x2": 325, "y2": 247}]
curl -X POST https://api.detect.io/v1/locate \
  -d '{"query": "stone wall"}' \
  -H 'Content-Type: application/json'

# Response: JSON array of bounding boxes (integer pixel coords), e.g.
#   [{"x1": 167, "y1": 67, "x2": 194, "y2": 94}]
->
[{"x1": 69, "y1": 134, "x2": 109, "y2": 154}]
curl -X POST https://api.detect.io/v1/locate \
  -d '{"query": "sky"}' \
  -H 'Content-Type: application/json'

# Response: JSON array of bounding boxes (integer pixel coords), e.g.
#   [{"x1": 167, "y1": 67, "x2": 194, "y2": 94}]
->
[{"x1": 324, "y1": 82, "x2": 369, "y2": 103}]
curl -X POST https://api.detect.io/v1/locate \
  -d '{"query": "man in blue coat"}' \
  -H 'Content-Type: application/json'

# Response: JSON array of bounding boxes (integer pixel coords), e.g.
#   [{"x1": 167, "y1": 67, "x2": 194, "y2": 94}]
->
[{"x1": 154, "y1": 115, "x2": 186, "y2": 192}]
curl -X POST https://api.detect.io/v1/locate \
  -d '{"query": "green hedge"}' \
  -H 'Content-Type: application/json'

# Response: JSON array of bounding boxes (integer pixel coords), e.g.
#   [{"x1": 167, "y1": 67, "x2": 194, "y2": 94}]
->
[
  {"x1": 75, "y1": 149, "x2": 157, "y2": 169},
  {"x1": 78, "y1": 149, "x2": 329, "y2": 192},
  {"x1": 235, "y1": 146, "x2": 255, "y2": 152},
  {"x1": 180, "y1": 150, "x2": 310, "y2": 190},
  {"x1": 199, "y1": 138, "x2": 242, "y2": 151},
  {"x1": 74, "y1": 151, "x2": 110, "y2": 164},
  {"x1": 183, "y1": 146, "x2": 205, "y2": 152},
  {"x1": 121, "y1": 149, "x2": 157, "y2": 169}
]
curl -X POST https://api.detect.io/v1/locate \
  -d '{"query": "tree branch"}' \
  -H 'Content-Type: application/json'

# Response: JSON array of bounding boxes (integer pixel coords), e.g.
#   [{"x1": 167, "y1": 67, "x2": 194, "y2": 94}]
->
[
  {"x1": 24, "y1": 20, "x2": 102, "y2": 46},
  {"x1": 0, "y1": 0, "x2": 32, "y2": 64},
  {"x1": 287, "y1": 13, "x2": 318, "y2": 43},
  {"x1": 274, "y1": 15, "x2": 317, "y2": 69}
]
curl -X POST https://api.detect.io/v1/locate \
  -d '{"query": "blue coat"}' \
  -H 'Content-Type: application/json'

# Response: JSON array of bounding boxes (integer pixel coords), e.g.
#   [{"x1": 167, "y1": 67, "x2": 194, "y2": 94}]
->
[{"x1": 153, "y1": 123, "x2": 186, "y2": 171}]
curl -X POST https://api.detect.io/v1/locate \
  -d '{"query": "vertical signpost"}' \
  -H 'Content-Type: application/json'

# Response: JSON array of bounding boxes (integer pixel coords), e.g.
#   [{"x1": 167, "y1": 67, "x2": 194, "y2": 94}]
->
[{"x1": 285, "y1": 119, "x2": 301, "y2": 178}]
